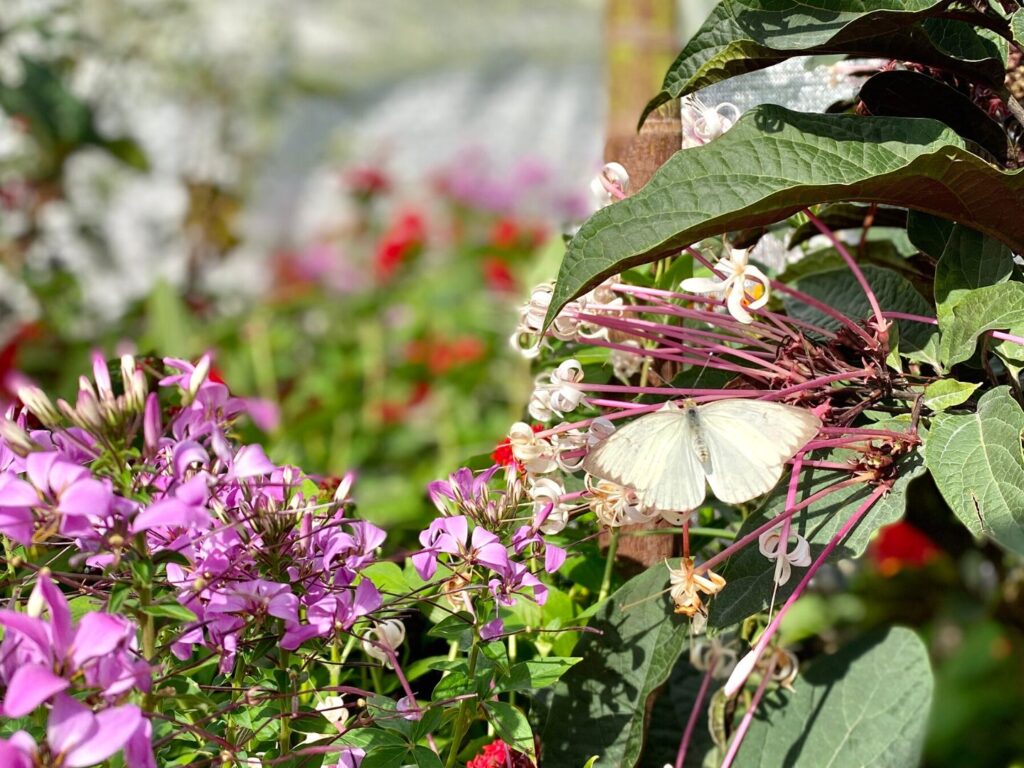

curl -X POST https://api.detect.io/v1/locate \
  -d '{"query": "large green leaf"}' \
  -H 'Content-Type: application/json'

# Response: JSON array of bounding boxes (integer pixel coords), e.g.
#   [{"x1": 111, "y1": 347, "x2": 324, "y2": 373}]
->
[
  {"x1": 924, "y1": 387, "x2": 1024, "y2": 556},
  {"x1": 539, "y1": 563, "x2": 690, "y2": 767},
  {"x1": 640, "y1": 0, "x2": 1005, "y2": 125},
  {"x1": 939, "y1": 282, "x2": 1024, "y2": 367},
  {"x1": 734, "y1": 627, "x2": 933, "y2": 768},
  {"x1": 546, "y1": 107, "x2": 1024, "y2": 328},
  {"x1": 710, "y1": 421, "x2": 925, "y2": 629}
]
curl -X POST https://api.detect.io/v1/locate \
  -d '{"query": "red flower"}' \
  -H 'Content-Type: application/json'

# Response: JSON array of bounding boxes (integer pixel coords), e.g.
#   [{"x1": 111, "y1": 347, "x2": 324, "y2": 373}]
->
[
  {"x1": 345, "y1": 165, "x2": 391, "y2": 198},
  {"x1": 482, "y1": 256, "x2": 517, "y2": 293},
  {"x1": 467, "y1": 739, "x2": 533, "y2": 768},
  {"x1": 489, "y1": 218, "x2": 521, "y2": 249},
  {"x1": 375, "y1": 210, "x2": 426, "y2": 281},
  {"x1": 869, "y1": 521, "x2": 940, "y2": 576}
]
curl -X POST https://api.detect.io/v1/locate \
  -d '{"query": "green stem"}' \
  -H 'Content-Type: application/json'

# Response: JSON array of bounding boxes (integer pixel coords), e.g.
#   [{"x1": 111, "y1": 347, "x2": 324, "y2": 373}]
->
[
  {"x1": 279, "y1": 648, "x2": 292, "y2": 754},
  {"x1": 444, "y1": 640, "x2": 480, "y2": 768},
  {"x1": 598, "y1": 527, "x2": 620, "y2": 603}
]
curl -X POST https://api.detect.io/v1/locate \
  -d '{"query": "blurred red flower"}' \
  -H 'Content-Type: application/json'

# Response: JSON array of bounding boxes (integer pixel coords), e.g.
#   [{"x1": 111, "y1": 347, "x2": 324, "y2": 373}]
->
[{"x1": 869, "y1": 521, "x2": 940, "y2": 576}]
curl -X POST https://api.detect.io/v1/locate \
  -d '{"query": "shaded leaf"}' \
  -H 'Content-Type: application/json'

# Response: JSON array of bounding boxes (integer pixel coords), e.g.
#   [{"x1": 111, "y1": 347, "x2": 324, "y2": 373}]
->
[
  {"x1": 539, "y1": 564, "x2": 691, "y2": 767},
  {"x1": 640, "y1": 0, "x2": 1004, "y2": 125},
  {"x1": 546, "y1": 107, "x2": 1024, "y2": 328},
  {"x1": 735, "y1": 627, "x2": 933, "y2": 767},
  {"x1": 859, "y1": 69, "x2": 1007, "y2": 162},
  {"x1": 710, "y1": 421, "x2": 925, "y2": 628},
  {"x1": 497, "y1": 658, "x2": 582, "y2": 693},
  {"x1": 783, "y1": 265, "x2": 936, "y2": 360},
  {"x1": 924, "y1": 386, "x2": 1024, "y2": 556}
]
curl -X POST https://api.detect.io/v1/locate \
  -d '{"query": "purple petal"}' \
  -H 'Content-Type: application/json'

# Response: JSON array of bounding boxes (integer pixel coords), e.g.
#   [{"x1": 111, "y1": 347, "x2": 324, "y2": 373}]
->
[
  {"x1": 71, "y1": 613, "x2": 131, "y2": 668},
  {"x1": 57, "y1": 478, "x2": 111, "y2": 519},
  {"x1": 0, "y1": 473, "x2": 38, "y2": 507},
  {"x1": 45, "y1": 461, "x2": 90, "y2": 497},
  {"x1": 242, "y1": 398, "x2": 280, "y2": 433},
  {"x1": 442, "y1": 516, "x2": 468, "y2": 546},
  {"x1": 25, "y1": 452, "x2": 59, "y2": 493},
  {"x1": 47, "y1": 694, "x2": 96, "y2": 759},
  {"x1": 544, "y1": 544, "x2": 567, "y2": 574},
  {"x1": 175, "y1": 474, "x2": 210, "y2": 507},
  {"x1": 0, "y1": 737, "x2": 34, "y2": 768},
  {"x1": 3, "y1": 663, "x2": 69, "y2": 717},
  {"x1": 123, "y1": 717, "x2": 156, "y2": 768},
  {"x1": 35, "y1": 575, "x2": 73, "y2": 653},
  {"x1": 411, "y1": 550, "x2": 437, "y2": 581},
  {"x1": 132, "y1": 498, "x2": 211, "y2": 532},
  {"x1": 351, "y1": 580, "x2": 381, "y2": 618},
  {"x1": 231, "y1": 444, "x2": 275, "y2": 479},
  {"x1": 479, "y1": 618, "x2": 505, "y2": 641},
  {"x1": 172, "y1": 441, "x2": 209, "y2": 479},
  {"x1": 0, "y1": 506, "x2": 33, "y2": 545},
  {"x1": 0, "y1": 609, "x2": 52, "y2": 658},
  {"x1": 63, "y1": 704, "x2": 141, "y2": 767}
]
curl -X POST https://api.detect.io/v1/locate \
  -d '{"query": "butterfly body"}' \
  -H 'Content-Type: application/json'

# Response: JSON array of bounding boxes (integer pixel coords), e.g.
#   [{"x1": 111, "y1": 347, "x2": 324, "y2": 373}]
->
[{"x1": 583, "y1": 398, "x2": 821, "y2": 513}]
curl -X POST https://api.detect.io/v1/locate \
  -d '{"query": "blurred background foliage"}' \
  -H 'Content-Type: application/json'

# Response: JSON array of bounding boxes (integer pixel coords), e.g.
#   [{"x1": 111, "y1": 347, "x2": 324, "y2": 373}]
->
[{"x1": 1, "y1": 2, "x2": 1022, "y2": 766}]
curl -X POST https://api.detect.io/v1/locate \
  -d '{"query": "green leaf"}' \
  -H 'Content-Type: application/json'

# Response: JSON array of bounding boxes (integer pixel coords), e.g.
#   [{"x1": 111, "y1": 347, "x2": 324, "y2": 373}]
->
[
  {"x1": 923, "y1": 379, "x2": 981, "y2": 412},
  {"x1": 784, "y1": 265, "x2": 937, "y2": 361},
  {"x1": 925, "y1": 386, "x2": 1024, "y2": 555},
  {"x1": 497, "y1": 657, "x2": 583, "y2": 693},
  {"x1": 710, "y1": 420, "x2": 925, "y2": 628},
  {"x1": 546, "y1": 107, "x2": 1024, "y2": 328},
  {"x1": 735, "y1": 627, "x2": 933, "y2": 767},
  {"x1": 539, "y1": 564, "x2": 690, "y2": 767},
  {"x1": 939, "y1": 282, "x2": 1024, "y2": 367},
  {"x1": 640, "y1": 0, "x2": 1004, "y2": 125},
  {"x1": 362, "y1": 745, "x2": 411, "y2": 768},
  {"x1": 138, "y1": 603, "x2": 197, "y2": 622},
  {"x1": 485, "y1": 701, "x2": 536, "y2": 759},
  {"x1": 361, "y1": 561, "x2": 414, "y2": 595},
  {"x1": 858, "y1": 70, "x2": 1008, "y2": 162},
  {"x1": 1013, "y1": 10, "x2": 1024, "y2": 47},
  {"x1": 932, "y1": 221, "x2": 1013, "y2": 323}
]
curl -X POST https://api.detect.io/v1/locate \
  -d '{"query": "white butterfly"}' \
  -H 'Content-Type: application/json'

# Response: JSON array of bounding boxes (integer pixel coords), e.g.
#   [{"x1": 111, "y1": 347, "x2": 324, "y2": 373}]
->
[{"x1": 582, "y1": 399, "x2": 821, "y2": 513}]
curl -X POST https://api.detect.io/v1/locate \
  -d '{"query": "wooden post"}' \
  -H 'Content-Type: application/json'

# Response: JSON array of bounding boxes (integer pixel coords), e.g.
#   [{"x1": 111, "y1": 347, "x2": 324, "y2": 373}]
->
[{"x1": 603, "y1": 0, "x2": 681, "y2": 571}]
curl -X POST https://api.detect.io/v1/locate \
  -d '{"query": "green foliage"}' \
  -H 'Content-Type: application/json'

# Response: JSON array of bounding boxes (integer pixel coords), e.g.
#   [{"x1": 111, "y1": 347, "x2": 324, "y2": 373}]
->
[
  {"x1": 539, "y1": 564, "x2": 690, "y2": 768},
  {"x1": 735, "y1": 628, "x2": 933, "y2": 767},
  {"x1": 546, "y1": 106, "x2": 1024, "y2": 327},
  {"x1": 640, "y1": 0, "x2": 1004, "y2": 125},
  {"x1": 925, "y1": 387, "x2": 1024, "y2": 555}
]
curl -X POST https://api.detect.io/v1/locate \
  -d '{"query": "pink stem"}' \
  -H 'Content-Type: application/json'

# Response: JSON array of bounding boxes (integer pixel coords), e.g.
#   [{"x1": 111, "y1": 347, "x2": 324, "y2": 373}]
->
[
  {"x1": 675, "y1": 659, "x2": 717, "y2": 768},
  {"x1": 697, "y1": 477, "x2": 862, "y2": 574},
  {"x1": 884, "y1": 310, "x2": 1024, "y2": 347},
  {"x1": 728, "y1": 485, "x2": 888, "y2": 691},
  {"x1": 773, "y1": 454, "x2": 804, "y2": 585},
  {"x1": 803, "y1": 208, "x2": 886, "y2": 341},
  {"x1": 720, "y1": 656, "x2": 775, "y2": 768}
]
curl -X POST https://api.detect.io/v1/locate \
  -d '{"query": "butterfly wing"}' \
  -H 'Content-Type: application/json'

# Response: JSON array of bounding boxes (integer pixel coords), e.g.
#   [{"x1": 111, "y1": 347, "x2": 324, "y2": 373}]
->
[
  {"x1": 582, "y1": 410, "x2": 707, "y2": 512},
  {"x1": 696, "y1": 400, "x2": 821, "y2": 504}
]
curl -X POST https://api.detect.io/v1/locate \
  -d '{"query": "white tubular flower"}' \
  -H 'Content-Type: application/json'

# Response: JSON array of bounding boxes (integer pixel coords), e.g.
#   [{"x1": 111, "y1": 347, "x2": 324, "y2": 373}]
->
[
  {"x1": 548, "y1": 359, "x2": 585, "y2": 413},
  {"x1": 551, "y1": 427, "x2": 587, "y2": 472},
  {"x1": 611, "y1": 339, "x2": 644, "y2": 382},
  {"x1": 586, "y1": 417, "x2": 616, "y2": 448},
  {"x1": 361, "y1": 619, "x2": 406, "y2": 668},
  {"x1": 590, "y1": 162, "x2": 630, "y2": 209},
  {"x1": 510, "y1": 283, "x2": 583, "y2": 357},
  {"x1": 528, "y1": 385, "x2": 556, "y2": 422},
  {"x1": 529, "y1": 476, "x2": 570, "y2": 534},
  {"x1": 680, "y1": 248, "x2": 771, "y2": 324},
  {"x1": 508, "y1": 422, "x2": 558, "y2": 475},
  {"x1": 758, "y1": 528, "x2": 812, "y2": 586},
  {"x1": 681, "y1": 96, "x2": 740, "y2": 148}
]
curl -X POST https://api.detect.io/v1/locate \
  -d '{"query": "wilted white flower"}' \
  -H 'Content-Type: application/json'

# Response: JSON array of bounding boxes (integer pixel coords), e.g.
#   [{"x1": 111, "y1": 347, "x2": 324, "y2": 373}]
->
[
  {"x1": 585, "y1": 474, "x2": 652, "y2": 528},
  {"x1": 361, "y1": 619, "x2": 406, "y2": 668},
  {"x1": 611, "y1": 339, "x2": 644, "y2": 382},
  {"x1": 668, "y1": 557, "x2": 726, "y2": 618}
]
